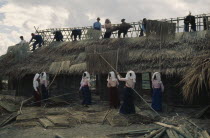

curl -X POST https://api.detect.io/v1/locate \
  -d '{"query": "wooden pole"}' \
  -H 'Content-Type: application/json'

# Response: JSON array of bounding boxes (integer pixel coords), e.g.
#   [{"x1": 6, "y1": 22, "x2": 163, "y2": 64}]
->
[
  {"x1": 116, "y1": 48, "x2": 119, "y2": 71},
  {"x1": 96, "y1": 51, "x2": 160, "y2": 117}
]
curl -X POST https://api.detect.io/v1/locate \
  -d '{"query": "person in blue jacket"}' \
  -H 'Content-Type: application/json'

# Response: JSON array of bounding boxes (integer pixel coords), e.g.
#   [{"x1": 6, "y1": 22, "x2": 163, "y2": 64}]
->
[
  {"x1": 29, "y1": 33, "x2": 44, "y2": 51},
  {"x1": 93, "y1": 17, "x2": 102, "y2": 31}
]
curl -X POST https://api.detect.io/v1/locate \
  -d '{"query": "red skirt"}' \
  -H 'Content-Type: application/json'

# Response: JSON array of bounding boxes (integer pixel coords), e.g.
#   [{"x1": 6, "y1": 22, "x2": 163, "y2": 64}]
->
[
  {"x1": 109, "y1": 87, "x2": 120, "y2": 108},
  {"x1": 34, "y1": 89, "x2": 41, "y2": 106}
]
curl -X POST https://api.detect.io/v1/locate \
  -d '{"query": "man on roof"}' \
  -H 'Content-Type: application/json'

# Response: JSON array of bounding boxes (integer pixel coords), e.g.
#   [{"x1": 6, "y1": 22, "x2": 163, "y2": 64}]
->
[
  {"x1": 118, "y1": 19, "x2": 132, "y2": 38},
  {"x1": 71, "y1": 29, "x2": 82, "y2": 41},
  {"x1": 53, "y1": 31, "x2": 63, "y2": 41},
  {"x1": 93, "y1": 17, "x2": 102, "y2": 31},
  {"x1": 16, "y1": 36, "x2": 27, "y2": 46},
  {"x1": 29, "y1": 33, "x2": 44, "y2": 51}
]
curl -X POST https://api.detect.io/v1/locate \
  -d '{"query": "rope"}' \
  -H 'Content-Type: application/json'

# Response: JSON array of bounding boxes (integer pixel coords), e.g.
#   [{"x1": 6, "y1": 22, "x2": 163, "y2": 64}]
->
[
  {"x1": 95, "y1": 51, "x2": 160, "y2": 117},
  {"x1": 116, "y1": 48, "x2": 119, "y2": 71}
]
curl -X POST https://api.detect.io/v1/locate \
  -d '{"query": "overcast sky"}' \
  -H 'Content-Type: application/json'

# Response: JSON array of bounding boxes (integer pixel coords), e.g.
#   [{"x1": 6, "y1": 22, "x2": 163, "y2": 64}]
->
[{"x1": 0, "y1": 0, "x2": 210, "y2": 55}]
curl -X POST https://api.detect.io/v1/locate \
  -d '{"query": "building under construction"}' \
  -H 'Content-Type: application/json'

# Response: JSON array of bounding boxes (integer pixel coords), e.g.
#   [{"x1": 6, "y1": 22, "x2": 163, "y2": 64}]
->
[{"x1": 0, "y1": 14, "x2": 210, "y2": 137}]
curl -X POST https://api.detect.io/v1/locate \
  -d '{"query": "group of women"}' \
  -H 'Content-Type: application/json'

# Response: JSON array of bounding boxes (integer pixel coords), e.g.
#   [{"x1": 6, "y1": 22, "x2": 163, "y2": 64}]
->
[
  {"x1": 79, "y1": 71, "x2": 164, "y2": 114},
  {"x1": 33, "y1": 72, "x2": 49, "y2": 106}
]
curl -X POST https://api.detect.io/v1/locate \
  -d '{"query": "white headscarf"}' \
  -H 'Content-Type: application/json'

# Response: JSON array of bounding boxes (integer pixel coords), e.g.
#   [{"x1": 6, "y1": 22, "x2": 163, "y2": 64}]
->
[
  {"x1": 33, "y1": 73, "x2": 40, "y2": 82},
  {"x1": 40, "y1": 72, "x2": 47, "y2": 81},
  {"x1": 152, "y1": 72, "x2": 161, "y2": 83},
  {"x1": 107, "y1": 71, "x2": 117, "y2": 81},
  {"x1": 125, "y1": 70, "x2": 136, "y2": 82},
  {"x1": 80, "y1": 71, "x2": 90, "y2": 85}
]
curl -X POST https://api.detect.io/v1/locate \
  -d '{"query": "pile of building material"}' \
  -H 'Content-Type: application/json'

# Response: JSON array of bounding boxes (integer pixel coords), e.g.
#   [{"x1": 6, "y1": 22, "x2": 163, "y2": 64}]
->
[
  {"x1": 105, "y1": 110, "x2": 154, "y2": 127},
  {"x1": 192, "y1": 105, "x2": 210, "y2": 119},
  {"x1": 107, "y1": 116, "x2": 210, "y2": 138}
]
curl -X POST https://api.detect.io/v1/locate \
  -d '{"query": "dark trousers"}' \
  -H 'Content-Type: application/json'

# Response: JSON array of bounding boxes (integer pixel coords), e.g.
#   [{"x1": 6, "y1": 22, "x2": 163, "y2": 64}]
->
[
  {"x1": 104, "y1": 31, "x2": 112, "y2": 38},
  {"x1": 139, "y1": 29, "x2": 144, "y2": 37},
  {"x1": 109, "y1": 87, "x2": 120, "y2": 108},
  {"x1": 118, "y1": 30, "x2": 128, "y2": 38},
  {"x1": 33, "y1": 41, "x2": 42, "y2": 51},
  {"x1": 41, "y1": 84, "x2": 48, "y2": 101},
  {"x1": 81, "y1": 86, "x2": 91, "y2": 105},
  {"x1": 191, "y1": 24, "x2": 196, "y2": 32},
  {"x1": 71, "y1": 34, "x2": 81, "y2": 41},
  {"x1": 120, "y1": 87, "x2": 135, "y2": 114},
  {"x1": 34, "y1": 89, "x2": 41, "y2": 106},
  {"x1": 55, "y1": 38, "x2": 63, "y2": 41},
  {"x1": 184, "y1": 24, "x2": 189, "y2": 32},
  {"x1": 152, "y1": 88, "x2": 162, "y2": 111}
]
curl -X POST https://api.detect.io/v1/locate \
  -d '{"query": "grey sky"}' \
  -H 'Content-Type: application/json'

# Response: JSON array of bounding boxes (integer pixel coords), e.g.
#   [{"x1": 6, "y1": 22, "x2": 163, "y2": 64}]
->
[{"x1": 0, "y1": 0, "x2": 210, "y2": 55}]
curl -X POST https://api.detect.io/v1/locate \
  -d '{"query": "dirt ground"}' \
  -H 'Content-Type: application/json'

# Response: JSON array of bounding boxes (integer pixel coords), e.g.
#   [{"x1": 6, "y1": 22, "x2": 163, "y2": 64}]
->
[{"x1": 0, "y1": 94, "x2": 210, "y2": 138}]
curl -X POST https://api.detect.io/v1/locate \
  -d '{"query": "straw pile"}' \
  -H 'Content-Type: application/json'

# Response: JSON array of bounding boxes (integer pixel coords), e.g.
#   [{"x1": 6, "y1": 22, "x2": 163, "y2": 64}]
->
[{"x1": 181, "y1": 54, "x2": 210, "y2": 102}]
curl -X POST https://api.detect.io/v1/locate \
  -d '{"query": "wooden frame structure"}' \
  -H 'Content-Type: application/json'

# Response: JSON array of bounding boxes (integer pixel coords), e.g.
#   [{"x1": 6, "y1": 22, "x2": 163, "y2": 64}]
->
[{"x1": 34, "y1": 13, "x2": 210, "y2": 47}]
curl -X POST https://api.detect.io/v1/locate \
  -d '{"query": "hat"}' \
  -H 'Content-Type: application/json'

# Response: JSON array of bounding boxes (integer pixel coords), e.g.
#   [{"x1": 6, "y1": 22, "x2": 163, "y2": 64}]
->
[
  {"x1": 97, "y1": 17, "x2": 100, "y2": 20},
  {"x1": 121, "y1": 19, "x2": 125, "y2": 22}
]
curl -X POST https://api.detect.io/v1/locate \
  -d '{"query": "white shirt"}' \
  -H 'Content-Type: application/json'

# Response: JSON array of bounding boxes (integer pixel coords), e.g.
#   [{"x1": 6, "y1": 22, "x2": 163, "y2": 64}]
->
[
  {"x1": 33, "y1": 80, "x2": 39, "y2": 91},
  {"x1": 17, "y1": 40, "x2": 27, "y2": 45}
]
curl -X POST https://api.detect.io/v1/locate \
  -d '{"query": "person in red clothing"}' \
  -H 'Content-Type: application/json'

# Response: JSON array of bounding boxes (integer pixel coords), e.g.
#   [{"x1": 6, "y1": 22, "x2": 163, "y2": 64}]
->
[
  {"x1": 107, "y1": 71, "x2": 120, "y2": 108},
  {"x1": 33, "y1": 73, "x2": 41, "y2": 106}
]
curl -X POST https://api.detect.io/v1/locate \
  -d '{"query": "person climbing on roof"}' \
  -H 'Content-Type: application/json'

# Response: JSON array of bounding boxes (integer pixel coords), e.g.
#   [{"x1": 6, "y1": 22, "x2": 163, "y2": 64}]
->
[
  {"x1": 107, "y1": 71, "x2": 120, "y2": 108},
  {"x1": 118, "y1": 19, "x2": 132, "y2": 38},
  {"x1": 93, "y1": 17, "x2": 102, "y2": 31},
  {"x1": 117, "y1": 71, "x2": 136, "y2": 114},
  {"x1": 139, "y1": 18, "x2": 147, "y2": 37},
  {"x1": 189, "y1": 13, "x2": 196, "y2": 32},
  {"x1": 80, "y1": 71, "x2": 92, "y2": 107},
  {"x1": 151, "y1": 72, "x2": 164, "y2": 112},
  {"x1": 53, "y1": 31, "x2": 63, "y2": 41},
  {"x1": 71, "y1": 29, "x2": 82, "y2": 41},
  {"x1": 16, "y1": 36, "x2": 27, "y2": 46},
  {"x1": 29, "y1": 33, "x2": 44, "y2": 51},
  {"x1": 33, "y1": 73, "x2": 41, "y2": 106}
]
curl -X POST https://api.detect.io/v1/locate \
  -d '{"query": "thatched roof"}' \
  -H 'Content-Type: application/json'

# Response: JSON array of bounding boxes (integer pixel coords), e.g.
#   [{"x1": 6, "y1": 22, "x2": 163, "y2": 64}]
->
[{"x1": 0, "y1": 30, "x2": 210, "y2": 79}]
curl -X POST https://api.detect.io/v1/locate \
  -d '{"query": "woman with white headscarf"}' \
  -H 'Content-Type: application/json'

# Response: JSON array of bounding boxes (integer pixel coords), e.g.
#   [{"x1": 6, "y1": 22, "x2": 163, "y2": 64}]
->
[
  {"x1": 33, "y1": 73, "x2": 41, "y2": 106},
  {"x1": 40, "y1": 72, "x2": 49, "y2": 101},
  {"x1": 80, "y1": 71, "x2": 91, "y2": 107},
  {"x1": 117, "y1": 71, "x2": 136, "y2": 114},
  {"x1": 151, "y1": 72, "x2": 164, "y2": 111},
  {"x1": 107, "y1": 71, "x2": 120, "y2": 108}
]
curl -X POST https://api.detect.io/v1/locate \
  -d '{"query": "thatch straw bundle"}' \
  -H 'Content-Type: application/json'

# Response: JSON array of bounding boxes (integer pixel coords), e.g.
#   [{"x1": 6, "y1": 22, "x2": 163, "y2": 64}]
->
[
  {"x1": 181, "y1": 55, "x2": 210, "y2": 102},
  {"x1": 86, "y1": 45, "x2": 128, "y2": 73},
  {"x1": 86, "y1": 29, "x2": 102, "y2": 40},
  {"x1": 7, "y1": 43, "x2": 30, "y2": 62},
  {"x1": 146, "y1": 20, "x2": 176, "y2": 39}
]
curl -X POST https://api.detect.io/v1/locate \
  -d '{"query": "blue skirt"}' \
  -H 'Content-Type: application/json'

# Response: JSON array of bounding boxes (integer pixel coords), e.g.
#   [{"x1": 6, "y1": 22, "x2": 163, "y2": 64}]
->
[
  {"x1": 81, "y1": 86, "x2": 92, "y2": 105},
  {"x1": 120, "y1": 87, "x2": 136, "y2": 114},
  {"x1": 152, "y1": 88, "x2": 162, "y2": 111}
]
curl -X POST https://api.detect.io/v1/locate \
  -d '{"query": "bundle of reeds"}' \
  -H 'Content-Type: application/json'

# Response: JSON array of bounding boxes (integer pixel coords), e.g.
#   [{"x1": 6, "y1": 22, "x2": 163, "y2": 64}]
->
[
  {"x1": 146, "y1": 20, "x2": 176, "y2": 40},
  {"x1": 181, "y1": 54, "x2": 210, "y2": 102},
  {"x1": 86, "y1": 45, "x2": 128, "y2": 73}
]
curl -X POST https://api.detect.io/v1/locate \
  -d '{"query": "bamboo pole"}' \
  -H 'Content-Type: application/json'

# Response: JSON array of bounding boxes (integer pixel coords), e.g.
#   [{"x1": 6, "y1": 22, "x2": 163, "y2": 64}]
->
[{"x1": 96, "y1": 51, "x2": 160, "y2": 117}]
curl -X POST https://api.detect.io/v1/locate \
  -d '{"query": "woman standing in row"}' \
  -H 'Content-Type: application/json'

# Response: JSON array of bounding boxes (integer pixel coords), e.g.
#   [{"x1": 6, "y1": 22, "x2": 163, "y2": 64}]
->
[
  {"x1": 117, "y1": 71, "x2": 136, "y2": 114},
  {"x1": 33, "y1": 73, "x2": 41, "y2": 106},
  {"x1": 151, "y1": 72, "x2": 164, "y2": 112},
  {"x1": 80, "y1": 71, "x2": 92, "y2": 107},
  {"x1": 107, "y1": 71, "x2": 120, "y2": 108}
]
